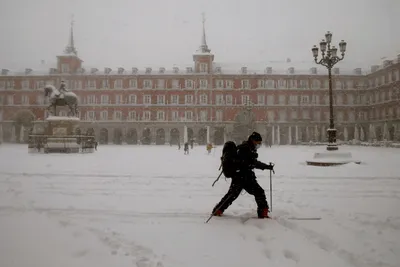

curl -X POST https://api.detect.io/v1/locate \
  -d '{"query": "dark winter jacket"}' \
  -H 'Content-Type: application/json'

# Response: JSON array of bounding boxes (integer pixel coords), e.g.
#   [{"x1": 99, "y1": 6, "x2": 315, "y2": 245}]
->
[{"x1": 236, "y1": 141, "x2": 272, "y2": 177}]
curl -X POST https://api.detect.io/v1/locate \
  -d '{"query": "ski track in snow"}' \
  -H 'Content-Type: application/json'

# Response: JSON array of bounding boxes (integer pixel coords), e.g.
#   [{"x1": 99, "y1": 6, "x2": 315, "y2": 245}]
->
[{"x1": 0, "y1": 145, "x2": 400, "y2": 267}]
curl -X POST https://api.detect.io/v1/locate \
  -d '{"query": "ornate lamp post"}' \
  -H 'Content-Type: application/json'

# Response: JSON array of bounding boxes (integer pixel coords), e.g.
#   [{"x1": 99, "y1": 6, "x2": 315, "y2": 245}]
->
[{"x1": 311, "y1": 31, "x2": 347, "y2": 151}]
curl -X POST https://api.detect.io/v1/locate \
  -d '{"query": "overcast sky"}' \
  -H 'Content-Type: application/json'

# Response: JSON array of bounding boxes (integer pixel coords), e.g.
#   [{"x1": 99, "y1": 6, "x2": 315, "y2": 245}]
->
[{"x1": 0, "y1": 0, "x2": 399, "y2": 70}]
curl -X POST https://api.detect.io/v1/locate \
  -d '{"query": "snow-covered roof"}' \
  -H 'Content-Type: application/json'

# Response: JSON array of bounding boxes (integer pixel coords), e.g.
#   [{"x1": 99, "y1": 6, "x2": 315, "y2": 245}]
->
[{"x1": 1, "y1": 55, "x2": 399, "y2": 77}]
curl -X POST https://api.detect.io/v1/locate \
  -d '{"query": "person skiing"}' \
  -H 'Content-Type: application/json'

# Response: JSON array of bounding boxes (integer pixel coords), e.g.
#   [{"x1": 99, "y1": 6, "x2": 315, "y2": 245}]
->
[
  {"x1": 184, "y1": 142, "x2": 189, "y2": 155},
  {"x1": 211, "y1": 132, "x2": 274, "y2": 219}
]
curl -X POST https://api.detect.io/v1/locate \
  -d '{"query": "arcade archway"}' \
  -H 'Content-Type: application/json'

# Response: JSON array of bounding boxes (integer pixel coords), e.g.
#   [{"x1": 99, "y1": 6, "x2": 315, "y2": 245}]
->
[
  {"x1": 126, "y1": 129, "x2": 138, "y2": 144},
  {"x1": 156, "y1": 128, "x2": 165, "y2": 145},
  {"x1": 170, "y1": 128, "x2": 180, "y2": 145}
]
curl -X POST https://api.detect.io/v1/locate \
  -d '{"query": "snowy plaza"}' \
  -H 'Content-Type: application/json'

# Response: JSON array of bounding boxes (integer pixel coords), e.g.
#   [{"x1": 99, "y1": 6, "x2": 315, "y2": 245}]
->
[{"x1": 0, "y1": 144, "x2": 399, "y2": 267}]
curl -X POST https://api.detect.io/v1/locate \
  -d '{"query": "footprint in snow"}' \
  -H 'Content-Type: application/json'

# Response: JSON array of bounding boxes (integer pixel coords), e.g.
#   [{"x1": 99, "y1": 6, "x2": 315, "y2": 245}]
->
[{"x1": 283, "y1": 249, "x2": 299, "y2": 262}]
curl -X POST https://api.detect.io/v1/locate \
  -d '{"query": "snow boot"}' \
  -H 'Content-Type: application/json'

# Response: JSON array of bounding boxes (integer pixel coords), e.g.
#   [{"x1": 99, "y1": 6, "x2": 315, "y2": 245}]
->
[
  {"x1": 257, "y1": 208, "x2": 269, "y2": 218},
  {"x1": 212, "y1": 209, "x2": 223, "y2": 216}
]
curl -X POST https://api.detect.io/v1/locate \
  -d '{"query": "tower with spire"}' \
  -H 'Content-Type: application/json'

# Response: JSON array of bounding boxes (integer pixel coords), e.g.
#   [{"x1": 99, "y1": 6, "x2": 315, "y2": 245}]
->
[
  {"x1": 56, "y1": 15, "x2": 83, "y2": 74},
  {"x1": 193, "y1": 13, "x2": 214, "y2": 74}
]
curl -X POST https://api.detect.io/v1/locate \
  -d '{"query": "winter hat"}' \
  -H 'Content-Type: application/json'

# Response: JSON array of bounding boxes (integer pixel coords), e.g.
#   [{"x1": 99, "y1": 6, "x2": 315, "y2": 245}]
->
[{"x1": 248, "y1": 132, "x2": 262, "y2": 142}]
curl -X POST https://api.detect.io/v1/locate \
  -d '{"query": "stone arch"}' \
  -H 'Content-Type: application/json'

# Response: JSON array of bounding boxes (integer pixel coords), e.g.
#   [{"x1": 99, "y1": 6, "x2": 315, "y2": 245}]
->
[
  {"x1": 87, "y1": 128, "x2": 95, "y2": 136},
  {"x1": 300, "y1": 127, "x2": 307, "y2": 142},
  {"x1": 197, "y1": 128, "x2": 207, "y2": 145},
  {"x1": 232, "y1": 110, "x2": 256, "y2": 143},
  {"x1": 170, "y1": 128, "x2": 180, "y2": 145},
  {"x1": 375, "y1": 125, "x2": 382, "y2": 141},
  {"x1": 126, "y1": 128, "x2": 138, "y2": 145},
  {"x1": 389, "y1": 125, "x2": 396, "y2": 141},
  {"x1": 213, "y1": 127, "x2": 224, "y2": 145},
  {"x1": 113, "y1": 128, "x2": 123, "y2": 144},
  {"x1": 347, "y1": 126, "x2": 355, "y2": 141},
  {"x1": 359, "y1": 125, "x2": 367, "y2": 141},
  {"x1": 156, "y1": 128, "x2": 165, "y2": 145},
  {"x1": 14, "y1": 109, "x2": 35, "y2": 127},
  {"x1": 187, "y1": 128, "x2": 194, "y2": 140},
  {"x1": 141, "y1": 128, "x2": 151, "y2": 145},
  {"x1": 99, "y1": 128, "x2": 108, "y2": 144}
]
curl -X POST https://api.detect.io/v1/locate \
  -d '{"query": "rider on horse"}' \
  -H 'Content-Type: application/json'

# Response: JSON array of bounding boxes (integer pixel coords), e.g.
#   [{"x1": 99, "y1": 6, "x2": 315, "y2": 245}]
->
[{"x1": 55, "y1": 80, "x2": 69, "y2": 98}]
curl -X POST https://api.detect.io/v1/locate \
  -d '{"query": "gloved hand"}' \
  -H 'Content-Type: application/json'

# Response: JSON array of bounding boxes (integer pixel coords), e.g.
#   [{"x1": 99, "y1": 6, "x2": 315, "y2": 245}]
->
[{"x1": 262, "y1": 162, "x2": 275, "y2": 173}]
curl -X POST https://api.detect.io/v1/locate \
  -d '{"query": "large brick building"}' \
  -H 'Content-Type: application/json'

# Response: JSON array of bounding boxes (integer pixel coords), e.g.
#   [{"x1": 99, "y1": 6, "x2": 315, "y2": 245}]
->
[{"x1": 1, "y1": 21, "x2": 400, "y2": 145}]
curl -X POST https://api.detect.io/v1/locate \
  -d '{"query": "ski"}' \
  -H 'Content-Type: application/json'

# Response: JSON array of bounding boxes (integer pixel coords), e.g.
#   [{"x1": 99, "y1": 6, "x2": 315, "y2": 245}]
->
[{"x1": 207, "y1": 214, "x2": 321, "y2": 223}]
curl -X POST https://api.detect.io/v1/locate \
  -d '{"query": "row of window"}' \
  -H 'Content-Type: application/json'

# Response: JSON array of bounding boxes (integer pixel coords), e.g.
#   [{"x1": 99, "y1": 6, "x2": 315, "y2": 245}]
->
[
  {"x1": 75, "y1": 110, "x2": 224, "y2": 122},
  {"x1": 47, "y1": 107, "x2": 400, "y2": 123},
  {"x1": 2, "y1": 90, "x2": 399, "y2": 106},
  {"x1": 1, "y1": 73, "x2": 399, "y2": 90}
]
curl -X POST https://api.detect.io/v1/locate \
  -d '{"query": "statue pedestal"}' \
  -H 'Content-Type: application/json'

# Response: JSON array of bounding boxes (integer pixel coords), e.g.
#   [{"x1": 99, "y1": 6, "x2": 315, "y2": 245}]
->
[{"x1": 28, "y1": 116, "x2": 96, "y2": 154}]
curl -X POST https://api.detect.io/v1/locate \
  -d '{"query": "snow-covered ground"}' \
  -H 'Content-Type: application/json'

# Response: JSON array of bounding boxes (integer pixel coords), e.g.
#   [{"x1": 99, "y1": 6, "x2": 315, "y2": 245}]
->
[{"x1": 0, "y1": 144, "x2": 399, "y2": 267}]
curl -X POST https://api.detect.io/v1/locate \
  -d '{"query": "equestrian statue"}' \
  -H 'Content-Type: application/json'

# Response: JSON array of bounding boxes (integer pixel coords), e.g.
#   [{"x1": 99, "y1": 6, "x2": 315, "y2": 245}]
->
[{"x1": 44, "y1": 81, "x2": 79, "y2": 116}]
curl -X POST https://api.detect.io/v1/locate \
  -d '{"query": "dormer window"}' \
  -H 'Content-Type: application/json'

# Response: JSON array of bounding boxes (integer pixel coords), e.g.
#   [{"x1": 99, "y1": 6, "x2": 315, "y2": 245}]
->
[
  {"x1": 145, "y1": 68, "x2": 152, "y2": 74},
  {"x1": 241, "y1": 67, "x2": 247, "y2": 74},
  {"x1": 173, "y1": 67, "x2": 179, "y2": 74},
  {"x1": 159, "y1": 67, "x2": 165, "y2": 74}
]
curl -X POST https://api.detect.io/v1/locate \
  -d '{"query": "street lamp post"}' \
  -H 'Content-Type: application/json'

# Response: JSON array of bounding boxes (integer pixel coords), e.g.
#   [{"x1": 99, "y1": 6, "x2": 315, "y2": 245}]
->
[{"x1": 312, "y1": 31, "x2": 347, "y2": 151}]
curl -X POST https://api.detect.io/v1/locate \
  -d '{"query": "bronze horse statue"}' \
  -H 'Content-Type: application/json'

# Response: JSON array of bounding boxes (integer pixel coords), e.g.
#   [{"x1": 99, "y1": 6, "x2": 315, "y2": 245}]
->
[{"x1": 44, "y1": 85, "x2": 79, "y2": 116}]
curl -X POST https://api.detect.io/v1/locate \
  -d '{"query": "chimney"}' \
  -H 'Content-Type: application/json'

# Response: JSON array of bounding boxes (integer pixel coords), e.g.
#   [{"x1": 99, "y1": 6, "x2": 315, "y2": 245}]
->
[
  {"x1": 145, "y1": 67, "x2": 152, "y2": 74},
  {"x1": 1, "y1": 69, "x2": 10, "y2": 75},
  {"x1": 370, "y1": 65, "x2": 379, "y2": 73},
  {"x1": 117, "y1": 67, "x2": 124, "y2": 74},
  {"x1": 265, "y1": 67, "x2": 272, "y2": 74},
  {"x1": 353, "y1": 68, "x2": 362, "y2": 75},
  {"x1": 132, "y1": 67, "x2": 138, "y2": 74},
  {"x1": 186, "y1": 67, "x2": 193, "y2": 73},
  {"x1": 310, "y1": 67, "x2": 317, "y2": 74},
  {"x1": 104, "y1": 67, "x2": 112, "y2": 75},
  {"x1": 241, "y1": 67, "x2": 247, "y2": 74},
  {"x1": 383, "y1": 60, "x2": 392, "y2": 67},
  {"x1": 25, "y1": 68, "x2": 33, "y2": 75},
  {"x1": 173, "y1": 67, "x2": 179, "y2": 74},
  {"x1": 90, "y1": 68, "x2": 98, "y2": 74},
  {"x1": 49, "y1": 68, "x2": 58, "y2": 74},
  {"x1": 288, "y1": 67, "x2": 295, "y2": 74},
  {"x1": 333, "y1": 68, "x2": 340, "y2": 75}
]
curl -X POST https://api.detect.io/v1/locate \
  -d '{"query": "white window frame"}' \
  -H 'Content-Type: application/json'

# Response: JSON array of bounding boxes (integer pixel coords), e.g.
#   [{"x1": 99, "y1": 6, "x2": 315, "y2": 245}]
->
[
  {"x1": 143, "y1": 80, "x2": 152, "y2": 89},
  {"x1": 129, "y1": 79, "x2": 137, "y2": 88},
  {"x1": 100, "y1": 110, "x2": 108, "y2": 120},
  {"x1": 171, "y1": 95, "x2": 179, "y2": 104},
  {"x1": 157, "y1": 95, "x2": 165, "y2": 104},
  {"x1": 129, "y1": 94, "x2": 137, "y2": 104},
  {"x1": 143, "y1": 95, "x2": 151, "y2": 105},
  {"x1": 114, "y1": 79, "x2": 123, "y2": 89},
  {"x1": 157, "y1": 111, "x2": 165, "y2": 121}
]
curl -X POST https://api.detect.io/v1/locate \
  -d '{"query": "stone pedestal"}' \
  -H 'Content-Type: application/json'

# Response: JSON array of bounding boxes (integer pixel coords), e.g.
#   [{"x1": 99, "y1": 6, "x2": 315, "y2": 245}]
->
[
  {"x1": 306, "y1": 151, "x2": 361, "y2": 166},
  {"x1": 28, "y1": 116, "x2": 95, "y2": 154}
]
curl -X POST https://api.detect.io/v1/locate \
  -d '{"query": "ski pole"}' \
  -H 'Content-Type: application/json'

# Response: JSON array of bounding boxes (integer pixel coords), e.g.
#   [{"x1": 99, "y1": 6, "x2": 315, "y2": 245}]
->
[
  {"x1": 269, "y1": 162, "x2": 275, "y2": 212},
  {"x1": 205, "y1": 190, "x2": 241, "y2": 223}
]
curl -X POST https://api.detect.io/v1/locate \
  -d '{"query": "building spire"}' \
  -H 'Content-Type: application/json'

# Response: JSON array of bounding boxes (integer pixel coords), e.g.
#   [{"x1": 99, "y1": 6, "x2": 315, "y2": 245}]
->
[
  {"x1": 64, "y1": 15, "x2": 78, "y2": 56},
  {"x1": 198, "y1": 13, "x2": 211, "y2": 53}
]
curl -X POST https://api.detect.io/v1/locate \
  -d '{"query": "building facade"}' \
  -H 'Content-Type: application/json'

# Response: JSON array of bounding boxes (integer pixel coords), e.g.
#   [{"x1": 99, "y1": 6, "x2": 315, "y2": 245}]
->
[{"x1": 1, "y1": 22, "x2": 400, "y2": 145}]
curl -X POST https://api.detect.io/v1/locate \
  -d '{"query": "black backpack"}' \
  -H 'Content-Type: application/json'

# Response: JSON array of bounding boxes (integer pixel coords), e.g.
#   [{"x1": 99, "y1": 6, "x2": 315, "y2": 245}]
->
[{"x1": 220, "y1": 141, "x2": 239, "y2": 178}]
